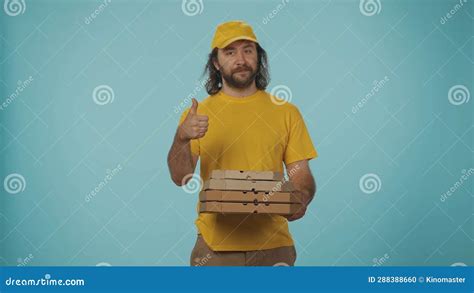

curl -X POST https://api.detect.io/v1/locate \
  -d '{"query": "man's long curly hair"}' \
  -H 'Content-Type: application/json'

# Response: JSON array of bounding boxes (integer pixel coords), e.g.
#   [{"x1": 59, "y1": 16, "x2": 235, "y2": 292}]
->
[{"x1": 203, "y1": 43, "x2": 270, "y2": 95}]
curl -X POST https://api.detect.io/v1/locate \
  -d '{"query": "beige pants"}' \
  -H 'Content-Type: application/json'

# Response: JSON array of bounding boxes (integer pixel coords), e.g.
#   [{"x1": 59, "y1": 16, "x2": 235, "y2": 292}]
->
[{"x1": 190, "y1": 234, "x2": 297, "y2": 266}]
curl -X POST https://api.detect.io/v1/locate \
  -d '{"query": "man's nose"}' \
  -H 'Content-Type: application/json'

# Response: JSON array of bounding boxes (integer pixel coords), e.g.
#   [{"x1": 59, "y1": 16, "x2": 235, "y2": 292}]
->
[{"x1": 235, "y1": 50, "x2": 246, "y2": 65}]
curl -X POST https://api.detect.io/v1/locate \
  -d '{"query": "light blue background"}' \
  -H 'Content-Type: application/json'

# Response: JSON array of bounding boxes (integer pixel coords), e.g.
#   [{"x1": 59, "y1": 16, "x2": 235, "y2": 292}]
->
[{"x1": 0, "y1": 0, "x2": 473, "y2": 266}]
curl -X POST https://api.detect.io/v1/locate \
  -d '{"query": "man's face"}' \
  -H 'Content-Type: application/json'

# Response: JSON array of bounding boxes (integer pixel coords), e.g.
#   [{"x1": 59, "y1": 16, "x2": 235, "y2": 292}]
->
[{"x1": 214, "y1": 40, "x2": 258, "y2": 89}]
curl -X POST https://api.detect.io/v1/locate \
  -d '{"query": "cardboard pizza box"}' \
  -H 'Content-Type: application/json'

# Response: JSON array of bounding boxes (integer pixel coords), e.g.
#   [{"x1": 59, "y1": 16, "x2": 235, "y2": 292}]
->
[
  {"x1": 199, "y1": 190, "x2": 302, "y2": 204},
  {"x1": 199, "y1": 201, "x2": 302, "y2": 216},
  {"x1": 203, "y1": 178, "x2": 294, "y2": 192},
  {"x1": 209, "y1": 170, "x2": 284, "y2": 181}
]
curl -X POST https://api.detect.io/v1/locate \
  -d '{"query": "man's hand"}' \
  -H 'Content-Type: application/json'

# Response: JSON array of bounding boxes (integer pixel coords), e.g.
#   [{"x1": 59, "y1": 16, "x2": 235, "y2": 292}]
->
[
  {"x1": 178, "y1": 98, "x2": 209, "y2": 141},
  {"x1": 284, "y1": 160, "x2": 316, "y2": 222},
  {"x1": 286, "y1": 190, "x2": 309, "y2": 221}
]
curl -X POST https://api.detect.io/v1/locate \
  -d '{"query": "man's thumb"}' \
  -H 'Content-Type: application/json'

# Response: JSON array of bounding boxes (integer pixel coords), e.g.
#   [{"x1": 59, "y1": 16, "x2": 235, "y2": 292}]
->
[{"x1": 189, "y1": 98, "x2": 198, "y2": 114}]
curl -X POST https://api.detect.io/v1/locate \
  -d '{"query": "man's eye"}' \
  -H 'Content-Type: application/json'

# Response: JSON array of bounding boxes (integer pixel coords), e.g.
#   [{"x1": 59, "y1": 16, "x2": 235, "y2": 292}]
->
[{"x1": 226, "y1": 51, "x2": 235, "y2": 56}]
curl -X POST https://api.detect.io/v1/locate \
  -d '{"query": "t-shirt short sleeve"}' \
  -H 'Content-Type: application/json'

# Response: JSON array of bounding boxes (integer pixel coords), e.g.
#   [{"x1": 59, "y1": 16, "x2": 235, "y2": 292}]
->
[
  {"x1": 283, "y1": 106, "x2": 317, "y2": 165},
  {"x1": 178, "y1": 109, "x2": 200, "y2": 156}
]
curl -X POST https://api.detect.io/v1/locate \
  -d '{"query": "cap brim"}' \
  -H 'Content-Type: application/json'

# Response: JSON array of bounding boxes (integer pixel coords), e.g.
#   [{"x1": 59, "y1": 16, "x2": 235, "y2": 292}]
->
[{"x1": 216, "y1": 36, "x2": 258, "y2": 49}]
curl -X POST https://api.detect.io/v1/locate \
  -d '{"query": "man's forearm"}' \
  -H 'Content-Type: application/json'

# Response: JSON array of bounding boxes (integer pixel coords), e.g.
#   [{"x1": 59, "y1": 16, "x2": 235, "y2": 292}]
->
[
  {"x1": 167, "y1": 128, "x2": 195, "y2": 186},
  {"x1": 290, "y1": 171, "x2": 316, "y2": 206},
  {"x1": 298, "y1": 179, "x2": 316, "y2": 206},
  {"x1": 286, "y1": 160, "x2": 317, "y2": 206},
  {"x1": 285, "y1": 162, "x2": 317, "y2": 221}
]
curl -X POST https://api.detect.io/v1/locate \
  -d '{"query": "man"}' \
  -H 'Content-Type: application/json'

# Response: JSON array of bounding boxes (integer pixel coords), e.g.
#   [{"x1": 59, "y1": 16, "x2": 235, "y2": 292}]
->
[{"x1": 167, "y1": 20, "x2": 317, "y2": 266}]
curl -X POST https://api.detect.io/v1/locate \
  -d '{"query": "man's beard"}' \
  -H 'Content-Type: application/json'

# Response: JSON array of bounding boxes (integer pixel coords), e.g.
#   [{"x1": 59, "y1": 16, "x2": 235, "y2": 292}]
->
[{"x1": 221, "y1": 65, "x2": 258, "y2": 89}]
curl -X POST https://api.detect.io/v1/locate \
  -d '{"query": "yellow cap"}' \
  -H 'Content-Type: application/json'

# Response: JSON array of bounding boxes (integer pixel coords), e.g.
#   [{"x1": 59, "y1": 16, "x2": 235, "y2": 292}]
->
[{"x1": 211, "y1": 21, "x2": 258, "y2": 49}]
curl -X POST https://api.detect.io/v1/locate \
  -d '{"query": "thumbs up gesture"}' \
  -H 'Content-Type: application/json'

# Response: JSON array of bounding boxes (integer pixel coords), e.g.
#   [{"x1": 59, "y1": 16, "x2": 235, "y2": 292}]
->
[{"x1": 178, "y1": 98, "x2": 209, "y2": 141}]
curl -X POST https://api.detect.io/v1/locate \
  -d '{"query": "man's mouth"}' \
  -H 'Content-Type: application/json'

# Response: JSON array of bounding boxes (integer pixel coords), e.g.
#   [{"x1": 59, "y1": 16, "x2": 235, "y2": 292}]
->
[{"x1": 234, "y1": 68, "x2": 251, "y2": 74}]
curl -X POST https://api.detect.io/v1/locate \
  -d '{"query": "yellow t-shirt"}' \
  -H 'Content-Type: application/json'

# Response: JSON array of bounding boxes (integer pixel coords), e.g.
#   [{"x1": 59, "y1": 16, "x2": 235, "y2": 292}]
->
[{"x1": 178, "y1": 90, "x2": 317, "y2": 251}]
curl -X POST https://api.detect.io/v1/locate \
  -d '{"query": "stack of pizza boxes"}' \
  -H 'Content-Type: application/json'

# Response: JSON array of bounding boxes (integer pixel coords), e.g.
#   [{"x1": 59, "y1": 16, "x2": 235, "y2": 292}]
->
[{"x1": 199, "y1": 170, "x2": 302, "y2": 216}]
